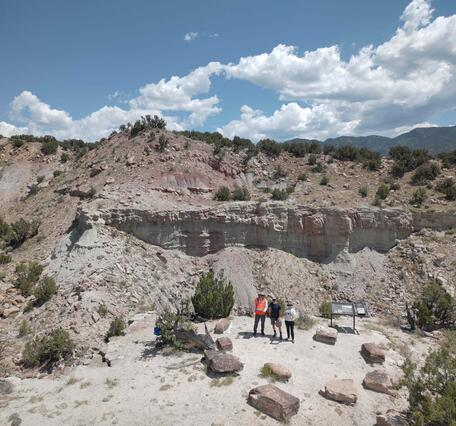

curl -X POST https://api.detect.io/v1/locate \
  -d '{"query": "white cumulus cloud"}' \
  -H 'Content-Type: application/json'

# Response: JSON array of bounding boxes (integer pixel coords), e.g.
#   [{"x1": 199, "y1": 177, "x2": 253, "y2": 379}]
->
[
  {"x1": 1, "y1": 0, "x2": 455, "y2": 142},
  {"x1": 184, "y1": 32, "x2": 198, "y2": 42}
]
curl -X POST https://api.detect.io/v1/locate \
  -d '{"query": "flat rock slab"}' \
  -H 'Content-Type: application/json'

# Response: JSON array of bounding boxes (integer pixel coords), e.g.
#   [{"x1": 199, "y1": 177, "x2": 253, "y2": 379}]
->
[
  {"x1": 361, "y1": 342, "x2": 386, "y2": 364},
  {"x1": 216, "y1": 337, "x2": 233, "y2": 351},
  {"x1": 320, "y1": 379, "x2": 357, "y2": 404},
  {"x1": 376, "y1": 411, "x2": 408, "y2": 426},
  {"x1": 313, "y1": 326, "x2": 337, "y2": 345},
  {"x1": 363, "y1": 370, "x2": 392, "y2": 395},
  {"x1": 214, "y1": 318, "x2": 231, "y2": 334},
  {"x1": 247, "y1": 384, "x2": 300, "y2": 421},
  {"x1": 207, "y1": 352, "x2": 243, "y2": 374},
  {"x1": 263, "y1": 362, "x2": 292, "y2": 381}
]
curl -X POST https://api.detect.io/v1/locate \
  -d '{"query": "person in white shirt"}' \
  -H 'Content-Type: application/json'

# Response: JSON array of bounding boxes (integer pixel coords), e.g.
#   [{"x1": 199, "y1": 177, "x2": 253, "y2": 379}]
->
[{"x1": 284, "y1": 302, "x2": 298, "y2": 343}]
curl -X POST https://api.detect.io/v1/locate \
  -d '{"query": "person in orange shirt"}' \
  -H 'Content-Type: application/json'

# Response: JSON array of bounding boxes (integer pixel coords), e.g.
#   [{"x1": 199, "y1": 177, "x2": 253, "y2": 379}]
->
[{"x1": 252, "y1": 293, "x2": 268, "y2": 336}]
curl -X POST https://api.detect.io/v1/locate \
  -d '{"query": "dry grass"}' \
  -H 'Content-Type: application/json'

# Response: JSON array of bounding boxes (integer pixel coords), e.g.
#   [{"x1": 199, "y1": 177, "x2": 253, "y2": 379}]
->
[
  {"x1": 105, "y1": 378, "x2": 119, "y2": 388},
  {"x1": 209, "y1": 376, "x2": 235, "y2": 387}
]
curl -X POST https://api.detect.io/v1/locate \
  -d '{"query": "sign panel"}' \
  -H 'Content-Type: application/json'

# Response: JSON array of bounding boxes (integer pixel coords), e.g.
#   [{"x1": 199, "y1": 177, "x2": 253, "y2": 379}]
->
[{"x1": 331, "y1": 303, "x2": 354, "y2": 316}]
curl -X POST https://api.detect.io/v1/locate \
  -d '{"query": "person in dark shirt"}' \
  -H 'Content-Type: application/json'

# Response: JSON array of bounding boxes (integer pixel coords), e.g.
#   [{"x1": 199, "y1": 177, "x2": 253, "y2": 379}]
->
[{"x1": 268, "y1": 298, "x2": 283, "y2": 340}]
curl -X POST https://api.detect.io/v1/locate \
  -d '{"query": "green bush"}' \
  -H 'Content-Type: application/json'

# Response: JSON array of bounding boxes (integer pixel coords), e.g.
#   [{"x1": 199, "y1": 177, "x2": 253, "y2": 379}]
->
[
  {"x1": 298, "y1": 173, "x2": 308, "y2": 181},
  {"x1": 105, "y1": 318, "x2": 126, "y2": 342},
  {"x1": 312, "y1": 163, "x2": 326, "y2": 173},
  {"x1": 33, "y1": 276, "x2": 58, "y2": 306},
  {"x1": 8, "y1": 218, "x2": 39, "y2": 248},
  {"x1": 411, "y1": 188, "x2": 427, "y2": 206},
  {"x1": 319, "y1": 301, "x2": 331, "y2": 318},
  {"x1": 402, "y1": 331, "x2": 456, "y2": 426},
  {"x1": 412, "y1": 163, "x2": 440, "y2": 185},
  {"x1": 444, "y1": 185, "x2": 456, "y2": 201},
  {"x1": 41, "y1": 140, "x2": 58, "y2": 155},
  {"x1": 53, "y1": 170, "x2": 63, "y2": 177},
  {"x1": 389, "y1": 146, "x2": 430, "y2": 177},
  {"x1": 272, "y1": 165, "x2": 287, "y2": 179},
  {"x1": 231, "y1": 186, "x2": 250, "y2": 201},
  {"x1": 365, "y1": 158, "x2": 381, "y2": 171},
  {"x1": 191, "y1": 271, "x2": 234, "y2": 319},
  {"x1": 18, "y1": 320, "x2": 30, "y2": 337},
  {"x1": 156, "y1": 305, "x2": 195, "y2": 349},
  {"x1": 308, "y1": 154, "x2": 318, "y2": 165},
  {"x1": 0, "y1": 253, "x2": 11, "y2": 264},
  {"x1": 257, "y1": 139, "x2": 282, "y2": 157},
  {"x1": 97, "y1": 304, "x2": 108, "y2": 317},
  {"x1": 320, "y1": 175, "x2": 329, "y2": 186},
  {"x1": 12, "y1": 138, "x2": 24, "y2": 148},
  {"x1": 435, "y1": 178, "x2": 455, "y2": 193},
  {"x1": 376, "y1": 183, "x2": 390, "y2": 200},
  {"x1": 408, "y1": 282, "x2": 455, "y2": 331},
  {"x1": 359, "y1": 186, "x2": 368, "y2": 198},
  {"x1": 14, "y1": 261, "x2": 43, "y2": 297},
  {"x1": 22, "y1": 328, "x2": 75, "y2": 368},
  {"x1": 60, "y1": 152, "x2": 69, "y2": 163},
  {"x1": 214, "y1": 186, "x2": 230, "y2": 201},
  {"x1": 158, "y1": 135, "x2": 169, "y2": 152},
  {"x1": 271, "y1": 188, "x2": 289, "y2": 201}
]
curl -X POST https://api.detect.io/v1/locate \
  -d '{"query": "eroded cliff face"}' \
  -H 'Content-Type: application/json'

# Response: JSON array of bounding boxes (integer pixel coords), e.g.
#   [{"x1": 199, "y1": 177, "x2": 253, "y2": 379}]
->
[{"x1": 73, "y1": 203, "x2": 441, "y2": 263}]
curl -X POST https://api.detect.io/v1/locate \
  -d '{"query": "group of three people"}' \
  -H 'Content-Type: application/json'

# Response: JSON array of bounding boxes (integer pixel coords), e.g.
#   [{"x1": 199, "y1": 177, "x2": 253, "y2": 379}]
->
[{"x1": 253, "y1": 293, "x2": 299, "y2": 342}]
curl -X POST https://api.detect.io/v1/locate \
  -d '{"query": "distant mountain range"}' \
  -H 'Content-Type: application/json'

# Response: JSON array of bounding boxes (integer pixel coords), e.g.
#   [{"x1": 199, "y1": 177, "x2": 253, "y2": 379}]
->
[{"x1": 285, "y1": 125, "x2": 456, "y2": 155}]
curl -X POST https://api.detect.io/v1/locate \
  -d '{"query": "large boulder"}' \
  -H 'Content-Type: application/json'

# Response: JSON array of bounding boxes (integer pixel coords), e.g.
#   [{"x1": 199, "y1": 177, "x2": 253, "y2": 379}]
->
[
  {"x1": 313, "y1": 326, "x2": 337, "y2": 345},
  {"x1": 320, "y1": 379, "x2": 357, "y2": 404},
  {"x1": 361, "y1": 343, "x2": 386, "y2": 364},
  {"x1": 216, "y1": 337, "x2": 233, "y2": 352},
  {"x1": 363, "y1": 370, "x2": 392, "y2": 395},
  {"x1": 214, "y1": 318, "x2": 231, "y2": 334},
  {"x1": 247, "y1": 384, "x2": 300, "y2": 421},
  {"x1": 207, "y1": 352, "x2": 243, "y2": 374},
  {"x1": 376, "y1": 411, "x2": 408, "y2": 426},
  {"x1": 263, "y1": 362, "x2": 292, "y2": 381}
]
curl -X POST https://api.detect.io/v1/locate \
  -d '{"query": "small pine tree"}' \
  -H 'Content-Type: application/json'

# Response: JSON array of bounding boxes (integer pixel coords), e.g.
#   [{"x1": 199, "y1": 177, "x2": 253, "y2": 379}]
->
[{"x1": 191, "y1": 271, "x2": 234, "y2": 319}]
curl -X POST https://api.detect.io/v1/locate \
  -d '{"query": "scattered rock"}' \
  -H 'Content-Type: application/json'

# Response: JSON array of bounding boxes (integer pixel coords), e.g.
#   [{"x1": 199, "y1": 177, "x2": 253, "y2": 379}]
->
[
  {"x1": 376, "y1": 410, "x2": 408, "y2": 426},
  {"x1": 247, "y1": 384, "x2": 300, "y2": 422},
  {"x1": 0, "y1": 380, "x2": 14, "y2": 395},
  {"x1": 313, "y1": 326, "x2": 337, "y2": 345},
  {"x1": 263, "y1": 362, "x2": 292, "y2": 381},
  {"x1": 0, "y1": 306, "x2": 20, "y2": 318},
  {"x1": 90, "y1": 167, "x2": 103, "y2": 177},
  {"x1": 320, "y1": 379, "x2": 357, "y2": 404},
  {"x1": 207, "y1": 352, "x2": 243, "y2": 374},
  {"x1": 363, "y1": 370, "x2": 393, "y2": 395},
  {"x1": 214, "y1": 318, "x2": 231, "y2": 334},
  {"x1": 361, "y1": 343, "x2": 386, "y2": 364},
  {"x1": 216, "y1": 337, "x2": 233, "y2": 352}
]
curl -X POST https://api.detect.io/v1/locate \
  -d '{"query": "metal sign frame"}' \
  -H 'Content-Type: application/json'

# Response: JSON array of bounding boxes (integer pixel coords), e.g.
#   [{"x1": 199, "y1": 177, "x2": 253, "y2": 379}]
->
[{"x1": 330, "y1": 302, "x2": 356, "y2": 331}]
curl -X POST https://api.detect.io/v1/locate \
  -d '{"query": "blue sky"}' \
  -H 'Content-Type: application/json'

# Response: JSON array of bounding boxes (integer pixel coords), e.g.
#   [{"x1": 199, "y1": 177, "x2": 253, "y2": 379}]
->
[{"x1": 0, "y1": 0, "x2": 455, "y2": 141}]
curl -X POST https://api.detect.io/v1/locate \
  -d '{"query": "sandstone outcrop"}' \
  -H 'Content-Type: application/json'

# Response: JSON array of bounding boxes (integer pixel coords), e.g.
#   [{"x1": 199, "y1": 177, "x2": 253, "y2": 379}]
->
[
  {"x1": 216, "y1": 337, "x2": 233, "y2": 352},
  {"x1": 86, "y1": 204, "x2": 417, "y2": 262},
  {"x1": 247, "y1": 384, "x2": 300, "y2": 421},
  {"x1": 361, "y1": 343, "x2": 386, "y2": 364},
  {"x1": 205, "y1": 351, "x2": 243, "y2": 374},
  {"x1": 320, "y1": 379, "x2": 358, "y2": 404},
  {"x1": 214, "y1": 318, "x2": 231, "y2": 334},
  {"x1": 363, "y1": 370, "x2": 393, "y2": 395},
  {"x1": 263, "y1": 362, "x2": 292, "y2": 381},
  {"x1": 313, "y1": 326, "x2": 338, "y2": 345}
]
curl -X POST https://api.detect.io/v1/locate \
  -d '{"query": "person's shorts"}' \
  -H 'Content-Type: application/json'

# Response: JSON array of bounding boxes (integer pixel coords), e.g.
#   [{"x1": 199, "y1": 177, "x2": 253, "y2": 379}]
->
[{"x1": 271, "y1": 318, "x2": 281, "y2": 327}]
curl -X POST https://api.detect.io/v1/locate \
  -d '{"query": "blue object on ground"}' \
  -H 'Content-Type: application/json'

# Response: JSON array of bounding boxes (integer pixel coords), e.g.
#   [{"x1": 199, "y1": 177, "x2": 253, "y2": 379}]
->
[{"x1": 154, "y1": 326, "x2": 161, "y2": 336}]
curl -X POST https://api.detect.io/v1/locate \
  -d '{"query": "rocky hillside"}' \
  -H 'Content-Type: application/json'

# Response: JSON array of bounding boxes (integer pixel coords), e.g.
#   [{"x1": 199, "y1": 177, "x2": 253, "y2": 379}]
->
[{"x1": 1, "y1": 127, "x2": 456, "y2": 374}]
